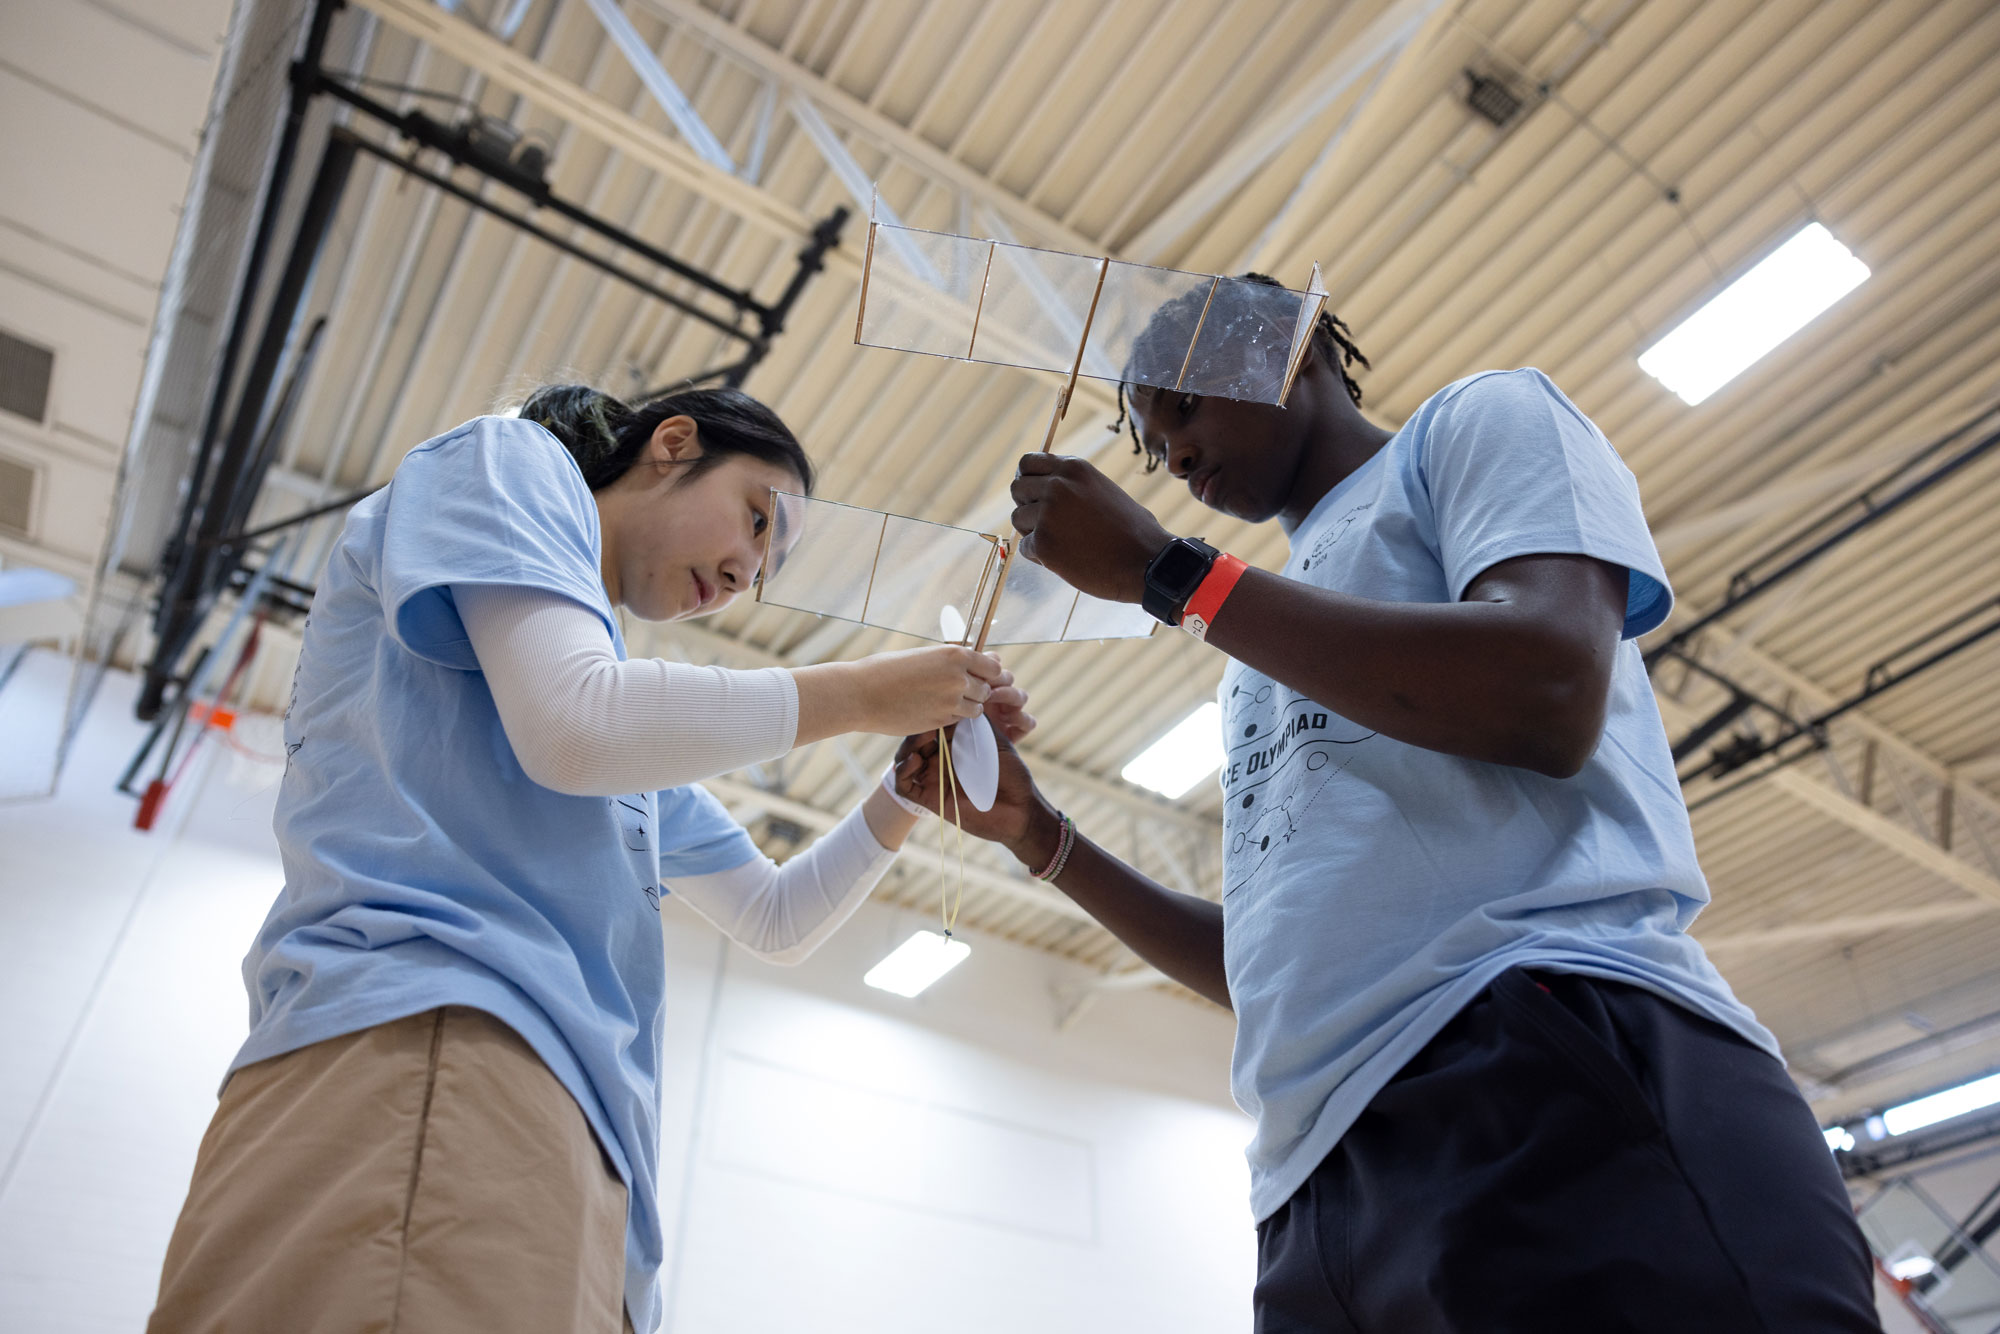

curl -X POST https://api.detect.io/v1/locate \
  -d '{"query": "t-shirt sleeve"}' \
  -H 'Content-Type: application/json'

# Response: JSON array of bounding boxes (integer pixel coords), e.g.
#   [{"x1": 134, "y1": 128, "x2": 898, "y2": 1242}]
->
[
  {"x1": 1419, "y1": 369, "x2": 1672, "y2": 639},
  {"x1": 656, "y1": 783, "x2": 760, "y2": 881},
  {"x1": 377, "y1": 417, "x2": 614, "y2": 670}
]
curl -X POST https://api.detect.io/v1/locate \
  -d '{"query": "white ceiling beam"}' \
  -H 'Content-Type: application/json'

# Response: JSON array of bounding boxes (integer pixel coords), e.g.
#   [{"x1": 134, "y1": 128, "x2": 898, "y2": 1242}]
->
[
  {"x1": 1233, "y1": 52, "x2": 1400, "y2": 275},
  {"x1": 1658, "y1": 689, "x2": 2000, "y2": 907},
  {"x1": 1123, "y1": 0, "x2": 1452, "y2": 264},
  {"x1": 1093, "y1": 964, "x2": 1172, "y2": 992},
  {"x1": 1699, "y1": 900, "x2": 1999, "y2": 954},
  {"x1": 580, "y1": 0, "x2": 736, "y2": 171},
  {"x1": 784, "y1": 92, "x2": 892, "y2": 219},
  {"x1": 1681, "y1": 624, "x2": 2000, "y2": 819},
  {"x1": 629, "y1": 0, "x2": 1107, "y2": 256},
  {"x1": 349, "y1": 0, "x2": 844, "y2": 259}
]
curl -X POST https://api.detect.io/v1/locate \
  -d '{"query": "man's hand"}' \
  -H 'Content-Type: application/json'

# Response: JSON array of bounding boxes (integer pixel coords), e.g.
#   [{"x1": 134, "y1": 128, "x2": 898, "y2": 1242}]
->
[
  {"x1": 892, "y1": 707, "x2": 1055, "y2": 859},
  {"x1": 895, "y1": 690, "x2": 1231, "y2": 1010},
  {"x1": 1009, "y1": 454, "x2": 1173, "y2": 604}
]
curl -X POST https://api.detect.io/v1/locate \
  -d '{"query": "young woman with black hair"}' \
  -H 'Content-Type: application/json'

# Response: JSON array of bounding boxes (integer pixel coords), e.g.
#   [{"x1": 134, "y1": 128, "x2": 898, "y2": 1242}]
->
[
  {"x1": 897, "y1": 287, "x2": 1882, "y2": 1332},
  {"x1": 148, "y1": 383, "x2": 1027, "y2": 1334}
]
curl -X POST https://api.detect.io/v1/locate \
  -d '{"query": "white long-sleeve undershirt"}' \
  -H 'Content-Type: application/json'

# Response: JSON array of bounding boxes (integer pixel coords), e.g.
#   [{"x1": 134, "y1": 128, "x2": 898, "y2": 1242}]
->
[
  {"x1": 456, "y1": 582, "x2": 798, "y2": 796},
  {"x1": 664, "y1": 800, "x2": 895, "y2": 965},
  {"x1": 456, "y1": 582, "x2": 896, "y2": 964}
]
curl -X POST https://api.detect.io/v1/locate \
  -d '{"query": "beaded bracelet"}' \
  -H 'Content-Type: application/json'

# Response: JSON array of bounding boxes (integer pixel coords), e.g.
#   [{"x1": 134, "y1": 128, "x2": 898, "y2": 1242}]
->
[{"x1": 1030, "y1": 812, "x2": 1076, "y2": 882}]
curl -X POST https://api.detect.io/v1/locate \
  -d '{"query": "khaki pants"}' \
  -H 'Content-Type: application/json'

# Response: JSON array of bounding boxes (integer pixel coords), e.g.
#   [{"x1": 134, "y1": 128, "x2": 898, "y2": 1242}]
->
[{"x1": 149, "y1": 1006, "x2": 630, "y2": 1334}]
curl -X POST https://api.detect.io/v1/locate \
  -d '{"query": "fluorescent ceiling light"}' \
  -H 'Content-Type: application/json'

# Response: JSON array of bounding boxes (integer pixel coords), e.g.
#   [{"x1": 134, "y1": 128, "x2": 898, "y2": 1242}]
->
[
  {"x1": 1121, "y1": 702, "x2": 1223, "y2": 799},
  {"x1": 863, "y1": 930, "x2": 970, "y2": 998},
  {"x1": 1822, "y1": 1125, "x2": 1854, "y2": 1153},
  {"x1": 1886, "y1": 1251, "x2": 1936, "y2": 1282},
  {"x1": 1881, "y1": 1070, "x2": 2000, "y2": 1136},
  {"x1": 1638, "y1": 222, "x2": 1869, "y2": 406}
]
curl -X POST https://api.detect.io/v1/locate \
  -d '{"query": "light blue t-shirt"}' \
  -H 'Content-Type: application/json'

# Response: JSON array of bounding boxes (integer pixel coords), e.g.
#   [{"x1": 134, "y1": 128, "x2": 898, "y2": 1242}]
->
[
  {"x1": 238, "y1": 416, "x2": 759, "y2": 1332},
  {"x1": 1220, "y1": 369, "x2": 1777, "y2": 1222}
]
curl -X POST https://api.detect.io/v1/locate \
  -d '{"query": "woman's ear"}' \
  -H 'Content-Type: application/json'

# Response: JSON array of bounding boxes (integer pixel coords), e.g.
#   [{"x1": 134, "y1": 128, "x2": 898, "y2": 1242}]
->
[{"x1": 648, "y1": 414, "x2": 700, "y2": 464}]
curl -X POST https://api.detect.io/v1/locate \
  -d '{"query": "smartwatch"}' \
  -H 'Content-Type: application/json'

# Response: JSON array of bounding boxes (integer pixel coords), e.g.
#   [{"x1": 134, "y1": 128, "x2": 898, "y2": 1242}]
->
[{"x1": 1142, "y1": 536, "x2": 1219, "y2": 626}]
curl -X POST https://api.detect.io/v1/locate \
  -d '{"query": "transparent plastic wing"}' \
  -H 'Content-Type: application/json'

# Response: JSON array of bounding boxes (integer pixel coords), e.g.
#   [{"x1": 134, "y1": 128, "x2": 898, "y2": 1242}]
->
[
  {"x1": 1281, "y1": 262, "x2": 1329, "y2": 405},
  {"x1": 852, "y1": 225, "x2": 990, "y2": 362},
  {"x1": 855, "y1": 219, "x2": 1322, "y2": 406},
  {"x1": 758, "y1": 492, "x2": 1153, "y2": 645},
  {"x1": 980, "y1": 555, "x2": 1157, "y2": 646}
]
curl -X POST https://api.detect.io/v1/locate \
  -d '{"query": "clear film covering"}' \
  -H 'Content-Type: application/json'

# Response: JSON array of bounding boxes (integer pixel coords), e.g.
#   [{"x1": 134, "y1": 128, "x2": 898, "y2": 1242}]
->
[
  {"x1": 980, "y1": 555, "x2": 1156, "y2": 646},
  {"x1": 758, "y1": 492, "x2": 1152, "y2": 645},
  {"x1": 854, "y1": 225, "x2": 991, "y2": 361},
  {"x1": 856, "y1": 221, "x2": 1322, "y2": 406}
]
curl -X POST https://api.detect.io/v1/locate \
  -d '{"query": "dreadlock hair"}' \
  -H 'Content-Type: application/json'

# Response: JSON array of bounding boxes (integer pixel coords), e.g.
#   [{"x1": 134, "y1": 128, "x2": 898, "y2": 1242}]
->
[
  {"x1": 518, "y1": 381, "x2": 814, "y2": 494},
  {"x1": 1110, "y1": 272, "x2": 1371, "y2": 473}
]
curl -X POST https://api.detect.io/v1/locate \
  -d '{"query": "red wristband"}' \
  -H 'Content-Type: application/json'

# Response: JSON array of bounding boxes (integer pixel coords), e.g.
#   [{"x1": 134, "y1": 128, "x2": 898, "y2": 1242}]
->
[{"x1": 1181, "y1": 553, "x2": 1246, "y2": 641}]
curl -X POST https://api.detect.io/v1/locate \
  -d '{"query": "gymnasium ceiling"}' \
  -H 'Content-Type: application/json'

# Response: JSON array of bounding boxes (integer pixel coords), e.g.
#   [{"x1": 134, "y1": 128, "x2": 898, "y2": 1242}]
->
[{"x1": 111, "y1": 0, "x2": 2000, "y2": 1129}]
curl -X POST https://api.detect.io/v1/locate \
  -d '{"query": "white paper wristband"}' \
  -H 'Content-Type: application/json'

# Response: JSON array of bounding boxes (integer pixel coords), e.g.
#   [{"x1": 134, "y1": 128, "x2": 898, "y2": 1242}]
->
[{"x1": 881, "y1": 765, "x2": 932, "y2": 819}]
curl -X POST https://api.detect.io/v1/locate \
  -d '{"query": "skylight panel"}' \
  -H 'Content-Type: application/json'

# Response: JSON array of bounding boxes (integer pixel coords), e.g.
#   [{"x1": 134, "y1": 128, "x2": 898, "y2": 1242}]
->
[
  {"x1": 863, "y1": 930, "x2": 971, "y2": 998},
  {"x1": 1638, "y1": 222, "x2": 1869, "y2": 406}
]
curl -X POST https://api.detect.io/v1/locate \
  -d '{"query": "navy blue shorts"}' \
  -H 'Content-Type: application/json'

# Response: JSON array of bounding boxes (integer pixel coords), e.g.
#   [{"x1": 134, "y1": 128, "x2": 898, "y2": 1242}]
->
[{"x1": 1253, "y1": 967, "x2": 1882, "y2": 1332}]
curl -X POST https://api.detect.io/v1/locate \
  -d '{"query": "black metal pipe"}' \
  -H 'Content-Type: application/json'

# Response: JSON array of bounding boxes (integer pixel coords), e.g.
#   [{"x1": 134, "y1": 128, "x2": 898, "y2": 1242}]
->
[
  {"x1": 1669, "y1": 692, "x2": 1754, "y2": 764},
  {"x1": 1727, "y1": 405, "x2": 2000, "y2": 601},
  {"x1": 119, "y1": 647, "x2": 207, "y2": 796},
  {"x1": 204, "y1": 484, "x2": 381, "y2": 552},
  {"x1": 647, "y1": 205, "x2": 848, "y2": 393},
  {"x1": 141, "y1": 36, "x2": 847, "y2": 722},
  {"x1": 539, "y1": 185, "x2": 760, "y2": 317},
  {"x1": 155, "y1": 0, "x2": 344, "y2": 658},
  {"x1": 141, "y1": 129, "x2": 357, "y2": 720},
  {"x1": 341, "y1": 133, "x2": 749, "y2": 339},
  {"x1": 225, "y1": 563, "x2": 319, "y2": 605},
  {"x1": 1646, "y1": 411, "x2": 2000, "y2": 669},
  {"x1": 219, "y1": 316, "x2": 327, "y2": 543},
  {"x1": 1816, "y1": 598, "x2": 2000, "y2": 730},
  {"x1": 315, "y1": 77, "x2": 766, "y2": 315},
  {"x1": 728, "y1": 205, "x2": 848, "y2": 387},
  {"x1": 1683, "y1": 598, "x2": 2000, "y2": 807},
  {"x1": 758, "y1": 205, "x2": 849, "y2": 341}
]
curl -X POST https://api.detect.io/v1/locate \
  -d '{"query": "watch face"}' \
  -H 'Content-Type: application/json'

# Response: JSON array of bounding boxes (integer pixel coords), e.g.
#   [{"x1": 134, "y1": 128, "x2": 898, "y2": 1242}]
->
[{"x1": 1153, "y1": 542, "x2": 1209, "y2": 595}]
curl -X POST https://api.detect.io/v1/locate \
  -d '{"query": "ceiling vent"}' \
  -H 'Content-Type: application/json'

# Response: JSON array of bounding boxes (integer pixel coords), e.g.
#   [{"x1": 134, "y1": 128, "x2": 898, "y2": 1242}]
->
[
  {"x1": 0, "y1": 330, "x2": 54, "y2": 425},
  {"x1": 1464, "y1": 68, "x2": 1526, "y2": 128},
  {"x1": 0, "y1": 453, "x2": 36, "y2": 538}
]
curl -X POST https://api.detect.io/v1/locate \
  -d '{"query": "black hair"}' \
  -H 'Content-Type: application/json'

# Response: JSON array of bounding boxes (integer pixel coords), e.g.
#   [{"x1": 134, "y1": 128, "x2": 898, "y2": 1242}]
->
[
  {"x1": 1110, "y1": 273, "x2": 1371, "y2": 473},
  {"x1": 518, "y1": 382, "x2": 814, "y2": 494}
]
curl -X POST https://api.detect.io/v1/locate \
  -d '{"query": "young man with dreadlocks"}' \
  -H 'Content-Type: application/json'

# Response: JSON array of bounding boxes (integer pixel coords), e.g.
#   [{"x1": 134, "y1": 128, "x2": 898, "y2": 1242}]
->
[{"x1": 894, "y1": 282, "x2": 1881, "y2": 1331}]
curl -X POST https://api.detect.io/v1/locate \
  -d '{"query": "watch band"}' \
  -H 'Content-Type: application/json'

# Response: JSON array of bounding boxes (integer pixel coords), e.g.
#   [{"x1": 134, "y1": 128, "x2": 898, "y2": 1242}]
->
[{"x1": 1181, "y1": 553, "x2": 1247, "y2": 642}]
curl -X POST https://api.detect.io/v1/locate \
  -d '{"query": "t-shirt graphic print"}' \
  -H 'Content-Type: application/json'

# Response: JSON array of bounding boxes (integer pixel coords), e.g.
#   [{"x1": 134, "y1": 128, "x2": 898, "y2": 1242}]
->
[{"x1": 1220, "y1": 503, "x2": 1379, "y2": 900}]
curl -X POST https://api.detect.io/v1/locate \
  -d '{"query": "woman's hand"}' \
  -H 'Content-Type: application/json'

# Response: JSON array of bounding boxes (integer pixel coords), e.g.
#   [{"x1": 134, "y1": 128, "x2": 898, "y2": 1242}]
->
[{"x1": 793, "y1": 645, "x2": 1007, "y2": 744}]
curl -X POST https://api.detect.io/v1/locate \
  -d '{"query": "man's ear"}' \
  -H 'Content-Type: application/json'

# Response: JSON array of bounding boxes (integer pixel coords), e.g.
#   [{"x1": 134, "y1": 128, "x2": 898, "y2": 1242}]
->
[{"x1": 649, "y1": 414, "x2": 700, "y2": 463}]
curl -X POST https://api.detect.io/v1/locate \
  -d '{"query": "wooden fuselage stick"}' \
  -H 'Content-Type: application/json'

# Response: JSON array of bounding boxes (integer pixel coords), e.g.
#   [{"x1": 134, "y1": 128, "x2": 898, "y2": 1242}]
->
[
  {"x1": 971, "y1": 538, "x2": 1014, "y2": 653},
  {"x1": 1039, "y1": 255, "x2": 1112, "y2": 452}
]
